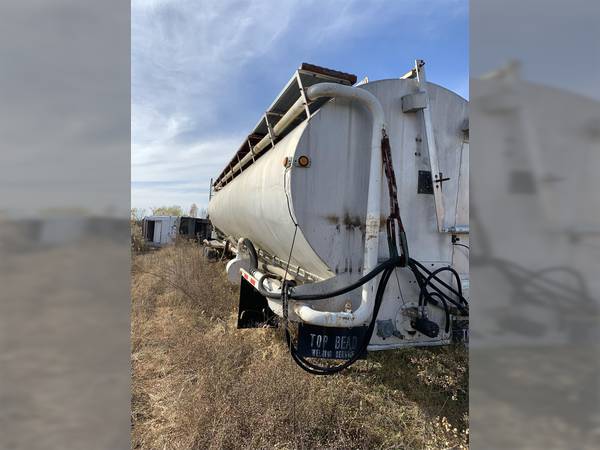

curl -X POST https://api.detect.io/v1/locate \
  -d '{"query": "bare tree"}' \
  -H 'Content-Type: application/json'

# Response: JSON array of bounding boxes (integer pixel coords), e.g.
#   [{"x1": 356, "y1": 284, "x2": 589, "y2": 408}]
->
[
  {"x1": 131, "y1": 208, "x2": 146, "y2": 221},
  {"x1": 189, "y1": 203, "x2": 198, "y2": 218},
  {"x1": 150, "y1": 205, "x2": 184, "y2": 216}
]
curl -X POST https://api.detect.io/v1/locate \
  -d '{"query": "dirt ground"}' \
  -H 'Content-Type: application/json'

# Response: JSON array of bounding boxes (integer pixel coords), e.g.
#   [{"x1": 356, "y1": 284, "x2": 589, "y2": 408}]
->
[{"x1": 131, "y1": 243, "x2": 468, "y2": 449}]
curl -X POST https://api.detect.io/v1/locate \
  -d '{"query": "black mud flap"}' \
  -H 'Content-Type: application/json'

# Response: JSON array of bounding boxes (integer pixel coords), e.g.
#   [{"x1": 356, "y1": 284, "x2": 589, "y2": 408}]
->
[
  {"x1": 237, "y1": 276, "x2": 278, "y2": 329},
  {"x1": 297, "y1": 323, "x2": 368, "y2": 360}
]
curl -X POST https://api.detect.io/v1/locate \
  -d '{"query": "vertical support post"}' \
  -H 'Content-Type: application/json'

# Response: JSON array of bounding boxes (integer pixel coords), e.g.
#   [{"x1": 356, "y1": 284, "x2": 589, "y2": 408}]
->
[
  {"x1": 265, "y1": 113, "x2": 277, "y2": 148},
  {"x1": 295, "y1": 72, "x2": 312, "y2": 118},
  {"x1": 247, "y1": 138, "x2": 256, "y2": 162},
  {"x1": 415, "y1": 59, "x2": 446, "y2": 232}
]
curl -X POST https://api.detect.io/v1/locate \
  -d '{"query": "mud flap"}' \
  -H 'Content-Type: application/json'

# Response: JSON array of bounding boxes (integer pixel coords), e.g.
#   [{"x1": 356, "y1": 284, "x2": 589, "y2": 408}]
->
[
  {"x1": 237, "y1": 276, "x2": 278, "y2": 328},
  {"x1": 296, "y1": 323, "x2": 368, "y2": 360}
]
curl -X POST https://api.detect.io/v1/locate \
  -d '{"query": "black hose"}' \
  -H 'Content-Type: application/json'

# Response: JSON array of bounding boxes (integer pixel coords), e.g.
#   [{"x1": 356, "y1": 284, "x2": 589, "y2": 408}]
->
[
  {"x1": 428, "y1": 292, "x2": 451, "y2": 333},
  {"x1": 259, "y1": 254, "x2": 399, "y2": 303},
  {"x1": 289, "y1": 257, "x2": 401, "y2": 301},
  {"x1": 408, "y1": 259, "x2": 469, "y2": 313},
  {"x1": 259, "y1": 255, "x2": 468, "y2": 316},
  {"x1": 258, "y1": 273, "x2": 285, "y2": 299},
  {"x1": 285, "y1": 265, "x2": 395, "y2": 375},
  {"x1": 248, "y1": 240, "x2": 468, "y2": 374},
  {"x1": 419, "y1": 266, "x2": 463, "y2": 305},
  {"x1": 241, "y1": 238, "x2": 258, "y2": 270},
  {"x1": 281, "y1": 255, "x2": 469, "y2": 375},
  {"x1": 409, "y1": 263, "x2": 456, "y2": 317}
]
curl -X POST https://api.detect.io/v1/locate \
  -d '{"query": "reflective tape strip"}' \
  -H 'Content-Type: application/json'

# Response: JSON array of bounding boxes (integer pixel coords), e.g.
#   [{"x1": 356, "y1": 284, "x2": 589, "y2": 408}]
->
[{"x1": 240, "y1": 268, "x2": 257, "y2": 287}]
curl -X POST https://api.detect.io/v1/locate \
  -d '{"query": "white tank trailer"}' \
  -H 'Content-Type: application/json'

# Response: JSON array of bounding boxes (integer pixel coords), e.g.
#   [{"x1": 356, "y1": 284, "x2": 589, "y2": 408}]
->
[{"x1": 208, "y1": 61, "x2": 469, "y2": 373}]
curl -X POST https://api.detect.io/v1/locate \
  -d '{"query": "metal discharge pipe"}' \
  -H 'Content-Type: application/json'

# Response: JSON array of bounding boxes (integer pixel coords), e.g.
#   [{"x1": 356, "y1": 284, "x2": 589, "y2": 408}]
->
[{"x1": 292, "y1": 83, "x2": 388, "y2": 327}]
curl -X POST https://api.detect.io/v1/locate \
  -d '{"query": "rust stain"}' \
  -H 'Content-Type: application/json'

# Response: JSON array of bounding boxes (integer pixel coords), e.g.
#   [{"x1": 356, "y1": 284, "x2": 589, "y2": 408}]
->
[
  {"x1": 343, "y1": 213, "x2": 363, "y2": 228},
  {"x1": 323, "y1": 213, "x2": 365, "y2": 231},
  {"x1": 325, "y1": 214, "x2": 339, "y2": 224}
]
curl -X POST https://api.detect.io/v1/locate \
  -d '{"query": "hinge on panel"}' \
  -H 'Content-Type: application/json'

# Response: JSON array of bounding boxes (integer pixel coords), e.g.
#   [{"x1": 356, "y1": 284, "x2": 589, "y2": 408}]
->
[{"x1": 418, "y1": 170, "x2": 450, "y2": 194}]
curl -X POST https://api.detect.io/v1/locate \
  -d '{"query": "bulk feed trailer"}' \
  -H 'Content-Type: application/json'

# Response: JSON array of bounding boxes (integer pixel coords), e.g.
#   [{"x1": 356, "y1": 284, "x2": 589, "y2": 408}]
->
[{"x1": 207, "y1": 61, "x2": 469, "y2": 374}]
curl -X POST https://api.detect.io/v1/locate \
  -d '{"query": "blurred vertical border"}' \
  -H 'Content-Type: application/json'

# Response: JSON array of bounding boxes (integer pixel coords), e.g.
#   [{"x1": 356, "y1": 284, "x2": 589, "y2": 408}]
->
[
  {"x1": 0, "y1": 1, "x2": 130, "y2": 449},
  {"x1": 471, "y1": 0, "x2": 600, "y2": 448}
]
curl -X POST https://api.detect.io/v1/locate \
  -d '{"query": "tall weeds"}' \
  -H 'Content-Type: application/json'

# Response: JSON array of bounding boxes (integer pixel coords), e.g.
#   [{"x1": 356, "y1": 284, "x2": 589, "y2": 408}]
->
[{"x1": 131, "y1": 243, "x2": 468, "y2": 449}]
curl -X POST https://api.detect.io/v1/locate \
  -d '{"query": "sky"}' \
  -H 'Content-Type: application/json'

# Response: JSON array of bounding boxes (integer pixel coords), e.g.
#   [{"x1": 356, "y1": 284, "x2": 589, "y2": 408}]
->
[{"x1": 131, "y1": 0, "x2": 468, "y2": 215}]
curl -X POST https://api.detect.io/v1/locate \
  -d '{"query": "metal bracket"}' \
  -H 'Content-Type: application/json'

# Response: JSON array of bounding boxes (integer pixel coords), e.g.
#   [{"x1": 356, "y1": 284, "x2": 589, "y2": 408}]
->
[
  {"x1": 400, "y1": 68, "x2": 417, "y2": 80},
  {"x1": 264, "y1": 113, "x2": 279, "y2": 147},
  {"x1": 442, "y1": 225, "x2": 469, "y2": 234},
  {"x1": 247, "y1": 138, "x2": 256, "y2": 163},
  {"x1": 356, "y1": 76, "x2": 369, "y2": 86},
  {"x1": 412, "y1": 59, "x2": 446, "y2": 232},
  {"x1": 401, "y1": 91, "x2": 427, "y2": 113},
  {"x1": 295, "y1": 71, "x2": 312, "y2": 119}
]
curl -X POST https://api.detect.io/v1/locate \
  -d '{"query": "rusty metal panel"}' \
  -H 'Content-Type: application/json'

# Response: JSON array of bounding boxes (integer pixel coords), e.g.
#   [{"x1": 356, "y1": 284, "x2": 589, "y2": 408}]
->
[{"x1": 299, "y1": 62, "x2": 357, "y2": 85}]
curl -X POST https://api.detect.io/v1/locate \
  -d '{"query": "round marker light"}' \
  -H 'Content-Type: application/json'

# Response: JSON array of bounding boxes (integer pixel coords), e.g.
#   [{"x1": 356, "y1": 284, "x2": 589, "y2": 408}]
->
[{"x1": 298, "y1": 155, "x2": 310, "y2": 167}]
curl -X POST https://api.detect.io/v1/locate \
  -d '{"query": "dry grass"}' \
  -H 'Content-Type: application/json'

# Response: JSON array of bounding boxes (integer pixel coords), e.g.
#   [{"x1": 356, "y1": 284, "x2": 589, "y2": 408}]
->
[
  {"x1": 131, "y1": 243, "x2": 468, "y2": 449},
  {"x1": 131, "y1": 219, "x2": 149, "y2": 253}
]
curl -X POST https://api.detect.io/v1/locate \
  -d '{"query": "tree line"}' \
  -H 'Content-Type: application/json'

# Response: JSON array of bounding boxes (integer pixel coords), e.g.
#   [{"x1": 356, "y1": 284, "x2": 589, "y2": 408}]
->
[{"x1": 131, "y1": 204, "x2": 207, "y2": 221}]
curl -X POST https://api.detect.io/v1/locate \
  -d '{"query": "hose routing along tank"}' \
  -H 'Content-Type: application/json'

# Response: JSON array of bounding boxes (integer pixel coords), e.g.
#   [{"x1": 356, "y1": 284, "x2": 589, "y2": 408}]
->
[{"x1": 208, "y1": 62, "x2": 469, "y2": 357}]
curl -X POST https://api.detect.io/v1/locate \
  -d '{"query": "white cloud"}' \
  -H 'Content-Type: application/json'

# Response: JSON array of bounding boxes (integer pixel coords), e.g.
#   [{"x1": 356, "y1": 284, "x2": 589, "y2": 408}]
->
[
  {"x1": 132, "y1": 183, "x2": 208, "y2": 213},
  {"x1": 132, "y1": 0, "x2": 301, "y2": 207},
  {"x1": 132, "y1": 134, "x2": 241, "y2": 182}
]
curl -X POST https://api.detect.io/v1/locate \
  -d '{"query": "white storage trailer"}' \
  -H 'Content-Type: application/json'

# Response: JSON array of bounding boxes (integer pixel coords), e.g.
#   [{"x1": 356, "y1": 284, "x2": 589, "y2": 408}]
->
[
  {"x1": 142, "y1": 216, "x2": 178, "y2": 246},
  {"x1": 143, "y1": 216, "x2": 211, "y2": 247},
  {"x1": 208, "y1": 62, "x2": 469, "y2": 373}
]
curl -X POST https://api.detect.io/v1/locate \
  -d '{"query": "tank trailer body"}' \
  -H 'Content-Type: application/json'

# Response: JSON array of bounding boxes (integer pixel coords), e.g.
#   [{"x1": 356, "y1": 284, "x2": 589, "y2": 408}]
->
[{"x1": 207, "y1": 61, "x2": 469, "y2": 373}]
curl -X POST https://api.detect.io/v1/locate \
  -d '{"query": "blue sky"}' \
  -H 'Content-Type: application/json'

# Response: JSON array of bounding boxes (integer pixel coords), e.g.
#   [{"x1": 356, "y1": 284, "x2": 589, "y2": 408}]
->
[{"x1": 132, "y1": 0, "x2": 468, "y2": 214}]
